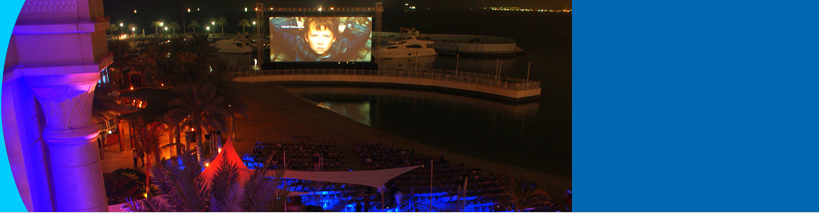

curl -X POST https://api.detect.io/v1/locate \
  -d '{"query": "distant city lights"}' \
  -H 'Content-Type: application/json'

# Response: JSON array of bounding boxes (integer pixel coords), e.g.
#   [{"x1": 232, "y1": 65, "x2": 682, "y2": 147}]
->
[{"x1": 484, "y1": 7, "x2": 571, "y2": 12}]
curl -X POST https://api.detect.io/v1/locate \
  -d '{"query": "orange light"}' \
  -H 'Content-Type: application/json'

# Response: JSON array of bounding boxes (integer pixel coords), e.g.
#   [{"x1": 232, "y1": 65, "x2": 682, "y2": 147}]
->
[
  {"x1": 218, "y1": 148, "x2": 222, "y2": 153},
  {"x1": 191, "y1": 128, "x2": 194, "y2": 131},
  {"x1": 130, "y1": 86, "x2": 134, "y2": 90},
  {"x1": 205, "y1": 162, "x2": 209, "y2": 167}
]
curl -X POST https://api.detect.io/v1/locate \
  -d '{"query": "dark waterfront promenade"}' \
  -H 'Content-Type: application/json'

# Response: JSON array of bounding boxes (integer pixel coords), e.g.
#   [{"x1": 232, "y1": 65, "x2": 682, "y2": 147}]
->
[{"x1": 231, "y1": 82, "x2": 571, "y2": 201}]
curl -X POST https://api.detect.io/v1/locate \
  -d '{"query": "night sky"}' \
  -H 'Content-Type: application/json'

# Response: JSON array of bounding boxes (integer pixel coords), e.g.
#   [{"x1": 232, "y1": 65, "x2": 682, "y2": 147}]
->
[
  {"x1": 103, "y1": 0, "x2": 570, "y2": 35},
  {"x1": 103, "y1": 0, "x2": 571, "y2": 15}
]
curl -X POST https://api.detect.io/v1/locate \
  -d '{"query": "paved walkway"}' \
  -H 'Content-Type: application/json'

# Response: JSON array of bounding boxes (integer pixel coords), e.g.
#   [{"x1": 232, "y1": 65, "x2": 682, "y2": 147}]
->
[{"x1": 100, "y1": 121, "x2": 185, "y2": 173}]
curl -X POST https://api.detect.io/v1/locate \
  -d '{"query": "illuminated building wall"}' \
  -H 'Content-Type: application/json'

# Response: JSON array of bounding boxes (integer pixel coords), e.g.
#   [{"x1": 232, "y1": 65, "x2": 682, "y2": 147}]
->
[{"x1": 2, "y1": 0, "x2": 111, "y2": 211}]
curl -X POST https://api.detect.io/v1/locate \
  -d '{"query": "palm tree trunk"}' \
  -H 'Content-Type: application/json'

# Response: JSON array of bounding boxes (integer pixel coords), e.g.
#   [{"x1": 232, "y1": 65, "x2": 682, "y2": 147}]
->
[
  {"x1": 176, "y1": 124, "x2": 182, "y2": 156},
  {"x1": 168, "y1": 128, "x2": 174, "y2": 156},
  {"x1": 194, "y1": 120, "x2": 204, "y2": 167},
  {"x1": 145, "y1": 159, "x2": 151, "y2": 198},
  {"x1": 117, "y1": 119, "x2": 124, "y2": 152}
]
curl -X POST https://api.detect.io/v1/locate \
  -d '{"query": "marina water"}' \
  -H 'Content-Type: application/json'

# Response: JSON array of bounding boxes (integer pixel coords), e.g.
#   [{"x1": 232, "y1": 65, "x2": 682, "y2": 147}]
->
[{"x1": 224, "y1": 10, "x2": 571, "y2": 177}]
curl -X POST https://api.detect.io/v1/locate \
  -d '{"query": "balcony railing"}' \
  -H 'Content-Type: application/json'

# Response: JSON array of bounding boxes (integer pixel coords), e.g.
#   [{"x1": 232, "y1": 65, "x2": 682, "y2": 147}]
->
[{"x1": 231, "y1": 68, "x2": 541, "y2": 91}]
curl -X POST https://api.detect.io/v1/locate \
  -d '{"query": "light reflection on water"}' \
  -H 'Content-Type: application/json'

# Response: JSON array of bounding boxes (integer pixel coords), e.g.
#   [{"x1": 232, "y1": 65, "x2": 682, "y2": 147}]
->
[{"x1": 316, "y1": 101, "x2": 372, "y2": 126}]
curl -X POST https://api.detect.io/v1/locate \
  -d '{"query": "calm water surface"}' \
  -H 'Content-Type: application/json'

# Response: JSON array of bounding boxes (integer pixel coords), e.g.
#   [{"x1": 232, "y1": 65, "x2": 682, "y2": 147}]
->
[{"x1": 223, "y1": 11, "x2": 571, "y2": 177}]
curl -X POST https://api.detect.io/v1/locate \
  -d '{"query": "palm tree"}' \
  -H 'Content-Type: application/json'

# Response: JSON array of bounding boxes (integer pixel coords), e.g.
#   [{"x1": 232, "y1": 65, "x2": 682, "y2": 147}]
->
[
  {"x1": 108, "y1": 39, "x2": 148, "y2": 88},
  {"x1": 164, "y1": 83, "x2": 230, "y2": 166},
  {"x1": 160, "y1": 113, "x2": 188, "y2": 157},
  {"x1": 206, "y1": 59, "x2": 249, "y2": 141},
  {"x1": 216, "y1": 17, "x2": 227, "y2": 34},
  {"x1": 503, "y1": 171, "x2": 552, "y2": 212},
  {"x1": 188, "y1": 20, "x2": 201, "y2": 33},
  {"x1": 152, "y1": 21, "x2": 163, "y2": 35},
  {"x1": 237, "y1": 19, "x2": 250, "y2": 33},
  {"x1": 123, "y1": 150, "x2": 289, "y2": 212},
  {"x1": 109, "y1": 24, "x2": 120, "y2": 36},
  {"x1": 106, "y1": 39, "x2": 129, "y2": 85},
  {"x1": 169, "y1": 22, "x2": 181, "y2": 34},
  {"x1": 130, "y1": 115, "x2": 169, "y2": 198}
]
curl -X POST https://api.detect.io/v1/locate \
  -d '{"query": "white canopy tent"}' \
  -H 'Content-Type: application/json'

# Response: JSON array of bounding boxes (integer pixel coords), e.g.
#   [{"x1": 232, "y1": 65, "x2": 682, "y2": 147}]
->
[{"x1": 199, "y1": 139, "x2": 421, "y2": 209}]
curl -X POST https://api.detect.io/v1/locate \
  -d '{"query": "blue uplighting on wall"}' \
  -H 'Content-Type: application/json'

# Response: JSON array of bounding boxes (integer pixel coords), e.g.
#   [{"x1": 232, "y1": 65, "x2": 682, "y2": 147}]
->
[{"x1": 0, "y1": 0, "x2": 32, "y2": 211}]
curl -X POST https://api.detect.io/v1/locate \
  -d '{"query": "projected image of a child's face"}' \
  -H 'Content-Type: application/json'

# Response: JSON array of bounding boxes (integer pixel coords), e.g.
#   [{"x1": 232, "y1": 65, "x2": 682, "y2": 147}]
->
[{"x1": 305, "y1": 23, "x2": 336, "y2": 56}]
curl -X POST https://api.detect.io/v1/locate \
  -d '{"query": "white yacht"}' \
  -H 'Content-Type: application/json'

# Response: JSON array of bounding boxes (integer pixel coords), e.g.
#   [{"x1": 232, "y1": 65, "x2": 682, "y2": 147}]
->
[
  {"x1": 214, "y1": 36, "x2": 253, "y2": 53},
  {"x1": 373, "y1": 35, "x2": 436, "y2": 59}
]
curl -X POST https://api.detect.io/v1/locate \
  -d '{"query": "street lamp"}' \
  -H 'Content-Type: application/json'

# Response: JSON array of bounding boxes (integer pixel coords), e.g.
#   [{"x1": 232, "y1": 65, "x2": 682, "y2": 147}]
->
[
  {"x1": 119, "y1": 23, "x2": 123, "y2": 34},
  {"x1": 253, "y1": 21, "x2": 259, "y2": 34}
]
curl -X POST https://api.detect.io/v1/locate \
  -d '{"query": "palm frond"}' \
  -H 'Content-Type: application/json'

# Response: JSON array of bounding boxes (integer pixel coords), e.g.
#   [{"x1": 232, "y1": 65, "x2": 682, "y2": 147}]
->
[{"x1": 209, "y1": 151, "x2": 240, "y2": 212}]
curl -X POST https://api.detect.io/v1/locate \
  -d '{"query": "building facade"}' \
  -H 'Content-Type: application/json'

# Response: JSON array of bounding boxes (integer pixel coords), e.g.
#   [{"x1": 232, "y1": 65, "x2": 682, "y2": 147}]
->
[{"x1": 3, "y1": 0, "x2": 110, "y2": 211}]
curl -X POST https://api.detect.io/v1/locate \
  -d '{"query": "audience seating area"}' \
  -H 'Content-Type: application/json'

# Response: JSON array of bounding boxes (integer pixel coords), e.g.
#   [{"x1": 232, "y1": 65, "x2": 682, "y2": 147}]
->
[
  {"x1": 355, "y1": 142, "x2": 510, "y2": 211},
  {"x1": 233, "y1": 140, "x2": 564, "y2": 212},
  {"x1": 243, "y1": 141, "x2": 348, "y2": 171}
]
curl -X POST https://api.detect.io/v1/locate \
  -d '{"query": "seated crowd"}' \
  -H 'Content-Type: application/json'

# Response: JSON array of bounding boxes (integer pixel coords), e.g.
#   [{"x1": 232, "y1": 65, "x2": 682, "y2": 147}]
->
[
  {"x1": 243, "y1": 140, "x2": 348, "y2": 171},
  {"x1": 234, "y1": 140, "x2": 562, "y2": 211}
]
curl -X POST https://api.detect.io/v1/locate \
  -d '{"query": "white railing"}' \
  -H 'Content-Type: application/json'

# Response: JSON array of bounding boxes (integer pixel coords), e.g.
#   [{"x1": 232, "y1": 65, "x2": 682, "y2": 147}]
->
[
  {"x1": 269, "y1": 7, "x2": 375, "y2": 12},
  {"x1": 231, "y1": 68, "x2": 541, "y2": 91}
]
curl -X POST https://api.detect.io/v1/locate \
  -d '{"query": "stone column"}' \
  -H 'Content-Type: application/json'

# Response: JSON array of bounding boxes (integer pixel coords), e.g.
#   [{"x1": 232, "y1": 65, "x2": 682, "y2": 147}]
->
[{"x1": 25, "y1": 72, "x2": 107, "y2": 212}]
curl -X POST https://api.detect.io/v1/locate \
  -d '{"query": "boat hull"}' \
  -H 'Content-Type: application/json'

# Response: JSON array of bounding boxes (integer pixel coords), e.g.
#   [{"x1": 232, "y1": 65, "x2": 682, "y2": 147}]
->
[{"x1": 373, "y1": 49, "x2": 437, "y2": 59}]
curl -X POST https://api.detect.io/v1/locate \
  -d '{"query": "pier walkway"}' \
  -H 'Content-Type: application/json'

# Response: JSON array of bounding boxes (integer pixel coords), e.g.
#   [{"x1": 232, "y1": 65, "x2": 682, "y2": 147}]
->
[{"x1": 231, "y1": 68, "x2": 541, "y2": 100}]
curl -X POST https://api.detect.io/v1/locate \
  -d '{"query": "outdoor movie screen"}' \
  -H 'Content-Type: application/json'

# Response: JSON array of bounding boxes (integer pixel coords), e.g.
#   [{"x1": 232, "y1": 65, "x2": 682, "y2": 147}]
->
[{"x1": 269, "y1": 17, "x2": 372, "y2": 62}]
